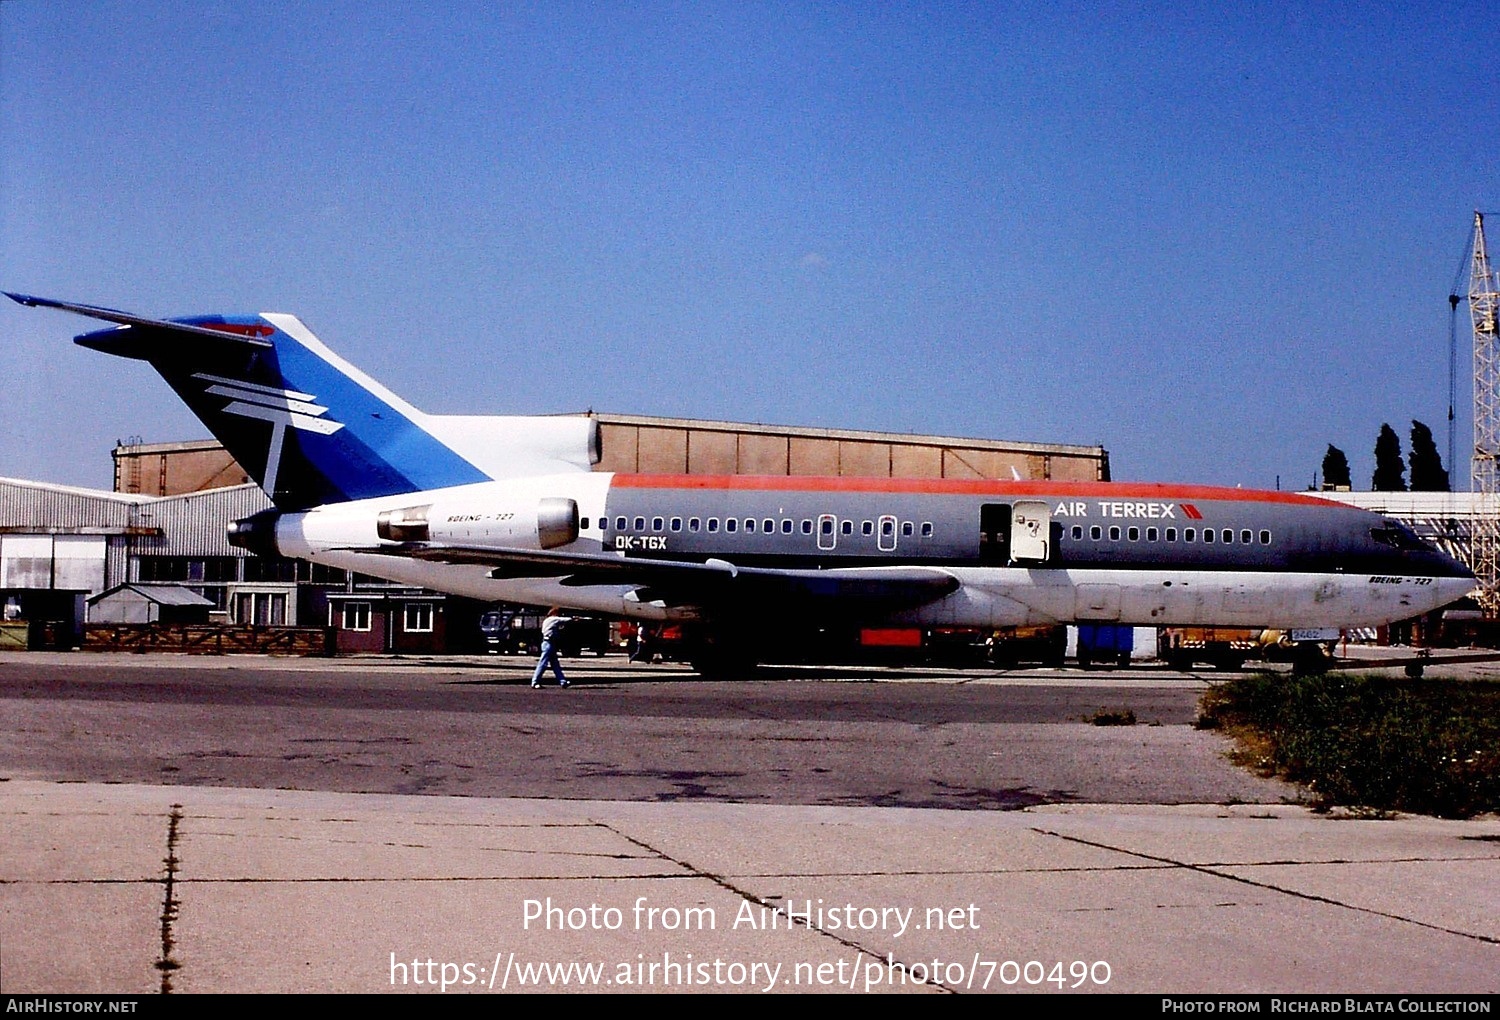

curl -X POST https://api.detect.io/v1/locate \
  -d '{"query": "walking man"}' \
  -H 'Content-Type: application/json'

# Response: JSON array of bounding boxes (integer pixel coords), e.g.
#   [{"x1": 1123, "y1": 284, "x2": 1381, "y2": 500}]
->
[{"x1": 530, "y1": 608, "x2": 573, "y2": 688}]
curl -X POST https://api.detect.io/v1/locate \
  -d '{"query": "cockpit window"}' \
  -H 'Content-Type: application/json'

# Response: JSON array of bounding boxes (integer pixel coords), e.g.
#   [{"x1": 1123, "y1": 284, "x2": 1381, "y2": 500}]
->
[{"x1": 1370, "y1": 522, "x2": 1429, "y2": 552}]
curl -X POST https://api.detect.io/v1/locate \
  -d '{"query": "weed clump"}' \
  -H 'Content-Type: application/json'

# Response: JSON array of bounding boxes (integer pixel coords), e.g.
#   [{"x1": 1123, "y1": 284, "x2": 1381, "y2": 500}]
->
[{"x1": 1198, "y1": 673, "x2": 1500, "y2": 819}]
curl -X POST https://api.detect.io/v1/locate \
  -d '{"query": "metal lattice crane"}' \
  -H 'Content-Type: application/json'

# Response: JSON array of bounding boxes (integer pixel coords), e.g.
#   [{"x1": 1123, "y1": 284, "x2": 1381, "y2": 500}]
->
[{"x1": 1470, "y1": 212, "x2": 1500, "y2": 612}]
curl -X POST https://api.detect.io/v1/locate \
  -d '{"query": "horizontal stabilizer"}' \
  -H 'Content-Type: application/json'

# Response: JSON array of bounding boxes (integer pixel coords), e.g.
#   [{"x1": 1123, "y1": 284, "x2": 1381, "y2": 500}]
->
[{"x1": 5, "y1": 292, "x2": 273, "y2": 348}]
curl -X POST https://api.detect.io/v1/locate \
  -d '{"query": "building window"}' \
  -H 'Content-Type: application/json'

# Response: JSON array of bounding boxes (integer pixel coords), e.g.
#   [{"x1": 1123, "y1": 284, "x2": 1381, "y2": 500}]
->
[
  {"x1": 244, "y1": 557, "x2": 297, "y2": 582},
  {"x1": 137, "y1": 557, "x2": 191, "y2": 582},
  {"x1": 342, "y1": 602, "x2": 372, "y2": 631},
  {"x1": 403, "y1": 603, "x2": 434, "y2": 633}
]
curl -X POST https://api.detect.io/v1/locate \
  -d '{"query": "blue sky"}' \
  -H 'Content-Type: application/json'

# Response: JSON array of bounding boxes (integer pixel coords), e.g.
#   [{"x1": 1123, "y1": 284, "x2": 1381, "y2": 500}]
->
[{"x1": 2, "y1": 2, "x2": 1496, "y2": 491}]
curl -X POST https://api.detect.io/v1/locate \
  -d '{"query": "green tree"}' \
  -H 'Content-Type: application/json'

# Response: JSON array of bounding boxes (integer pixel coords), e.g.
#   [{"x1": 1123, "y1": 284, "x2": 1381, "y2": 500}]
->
[
  {"x1": 1372, "y1": 424, "x2": 1407, "y2": 491},
  {"x1": 1321, "y1": 445, "x2": 1351, "y2": 489},
  {"x1": 1408, "y1": 420, "x2": 1450, "y2": 492}
]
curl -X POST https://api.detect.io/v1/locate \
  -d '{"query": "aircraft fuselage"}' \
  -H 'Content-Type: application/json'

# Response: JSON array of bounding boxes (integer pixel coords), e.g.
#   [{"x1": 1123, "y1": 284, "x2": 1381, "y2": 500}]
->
[{"x1": 269, "y1": 473, "x2": 1473, "y2": 631}]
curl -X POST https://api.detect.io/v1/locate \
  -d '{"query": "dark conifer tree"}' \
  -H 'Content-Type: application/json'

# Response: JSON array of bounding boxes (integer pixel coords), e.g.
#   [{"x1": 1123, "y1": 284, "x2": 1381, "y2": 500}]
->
[
  {"x1": 1407, "y1": 420, "x2": 1450, "y2": 492},
  {"x1": 1372, "y1": 424, "x2": 1407, "y2": 491},
  {"x1": 1321, "y1": 445, "x2": 1351, "y2": 489}
]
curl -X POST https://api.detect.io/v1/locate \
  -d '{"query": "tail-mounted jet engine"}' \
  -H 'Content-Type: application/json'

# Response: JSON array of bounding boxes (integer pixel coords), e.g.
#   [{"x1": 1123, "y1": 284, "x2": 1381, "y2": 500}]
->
[{"x1": 376, "y1": 497, "x2": 579, "y2": 550}]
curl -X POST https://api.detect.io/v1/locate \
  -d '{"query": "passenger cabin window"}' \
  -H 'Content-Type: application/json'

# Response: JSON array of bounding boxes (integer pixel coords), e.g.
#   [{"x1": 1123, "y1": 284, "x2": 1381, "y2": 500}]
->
[
  {"x1": 634, "y1": 517, "x2": 645, "y2": 531},
  {"x1": 1166, "y1": 528, "x2": 1177, "y2": 541},
  {"x1": 842, "y1": 521, "x2": 853, "y2": 536},
  {"x1": 1109, "y1": 526, "x2": 1120, "y2": 541},
  {"x1": 671, "y1": 517, "x2": 682, "y2": 532},
  {"x1": 708, "y1": 519, "x2": 719, "y2": 532},
  {"x1": 1259, "y1": 530, "x2": 1271, "y2": 544},
  {"x1": 1222, "y1": 529, "x2": 1233, "y2": 543},
  {"x1": 1090, "y1": 525, "x2": 1102, "y2": 540},
  {"x1": 580, "y1": 517, "x2": 590, "y2": 531},
  {"x1": 1185, "y1": 528, "x2": 1195, "y2": 542},
  {"x1": 690, "y1": 518, "x2": 701, "y2": 532},
  {"x1": 727, "y1": 518, "x2": 737, "y2": 533},
  {"x1": 821, "y1": 518, "x2": 835, "y2": 535},
  {"x1": 921, "y1": 522, "x2": 933, "y2": 537},
  {"x1": 862, "y1": 521, "x2": 874, "y2": 536},
  {"x1": 802, "y1": 520, "x2": 813, "y2": 534},
  {"x1": 1241, "y1": 530, "x2": 1252, "y2": 544},
  {"x1": 652, "y1": 517, "x2": 664, "y2": 532},
  {"x1": 1128, "y1": 527, "x2": 1139, "y2": 541},
  {"x1": 1072, "y1": 525, "x2": 1083, "y2": 540},
  {"x1": 1147, "y1": 527, "x2": 1158, "y2": 541},
  {"x1": 764, "y1": 518, "x2": 775, "y2": 534},
  {"x1": 616, "y1": 517, "x2": 627, "y2": 531},
  {"x1": 902, "y1": 521, "x2": 913, "y2": 537},
  {"x1": 1203, "y1": 529, "x2": 1214, "y2": 543},
  {"x1": 783, "y1": 519, "x2": 793, "y2": 534}
]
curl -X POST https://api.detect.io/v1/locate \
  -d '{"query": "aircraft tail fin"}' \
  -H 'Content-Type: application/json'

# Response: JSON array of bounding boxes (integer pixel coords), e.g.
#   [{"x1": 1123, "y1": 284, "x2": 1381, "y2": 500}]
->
[{"x1": 9, "y1": 293, "x2": 493, "y2": 509}]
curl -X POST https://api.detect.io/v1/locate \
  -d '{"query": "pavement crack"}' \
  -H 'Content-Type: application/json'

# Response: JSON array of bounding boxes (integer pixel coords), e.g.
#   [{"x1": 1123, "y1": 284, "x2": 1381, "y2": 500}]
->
[
  {"x1": 1031, "y1": 827, "x2": 1500, "y2": 946},
  {"x1": 596, "y1": 821, "x2": 956, "y2": 994},
  {"x1": 156, "y1": 804, "x2": 184, "y2": 993}
]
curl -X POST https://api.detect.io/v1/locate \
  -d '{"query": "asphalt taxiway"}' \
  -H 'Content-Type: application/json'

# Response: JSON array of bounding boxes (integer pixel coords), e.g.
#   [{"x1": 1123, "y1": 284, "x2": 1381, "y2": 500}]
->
[{"x1": 0, "y1": 652, "x2": 1495, "y2": 994}]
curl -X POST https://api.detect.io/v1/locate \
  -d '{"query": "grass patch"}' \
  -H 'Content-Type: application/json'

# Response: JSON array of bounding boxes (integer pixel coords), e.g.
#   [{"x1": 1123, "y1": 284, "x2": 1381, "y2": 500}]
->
[
  {"x1": 1088, "y1": 707, "x2": 1137, "y2": 726},
  {"x1": 1198, "y1": 673, "x2": 1500, "y2": 819}
]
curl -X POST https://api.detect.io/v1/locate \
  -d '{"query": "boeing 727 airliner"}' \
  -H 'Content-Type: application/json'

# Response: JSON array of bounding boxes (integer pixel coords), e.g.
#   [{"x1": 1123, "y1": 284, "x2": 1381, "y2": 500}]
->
[{"x1": 9, "y1": 293, "x2": 1476, "y2": 670}]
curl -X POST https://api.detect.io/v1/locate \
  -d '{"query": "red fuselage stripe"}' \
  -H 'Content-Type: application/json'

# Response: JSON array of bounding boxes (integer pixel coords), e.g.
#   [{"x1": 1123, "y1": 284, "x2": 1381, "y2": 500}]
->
[{"x1": 610, "y1": 474, "x2": 1338, "y2": 507}]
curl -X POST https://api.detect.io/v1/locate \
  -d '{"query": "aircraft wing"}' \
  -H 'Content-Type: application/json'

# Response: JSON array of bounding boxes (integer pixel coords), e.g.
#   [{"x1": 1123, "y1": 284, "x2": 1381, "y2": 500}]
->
[{"x1": 351, "y1": 542, "x2": 960, "y2": 612}]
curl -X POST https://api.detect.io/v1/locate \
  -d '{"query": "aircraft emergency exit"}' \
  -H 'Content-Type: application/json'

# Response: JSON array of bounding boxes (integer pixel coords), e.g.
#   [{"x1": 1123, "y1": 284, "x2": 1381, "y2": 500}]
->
[{"x1": 9, "y1": 292, "x2": 1476, "y2": 668}]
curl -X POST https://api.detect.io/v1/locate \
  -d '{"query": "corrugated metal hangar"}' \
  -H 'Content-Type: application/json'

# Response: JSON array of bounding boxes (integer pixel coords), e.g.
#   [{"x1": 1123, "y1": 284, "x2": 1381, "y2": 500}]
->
[{"x1": 110, "y1": 414, "x2": 1111, "y2": 495}]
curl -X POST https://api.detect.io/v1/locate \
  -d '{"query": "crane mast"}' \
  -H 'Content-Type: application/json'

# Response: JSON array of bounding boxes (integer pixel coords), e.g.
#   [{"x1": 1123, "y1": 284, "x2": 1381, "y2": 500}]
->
[{"x1": 1471, "y1": 211, "x2": 1500, "y2": 612}]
